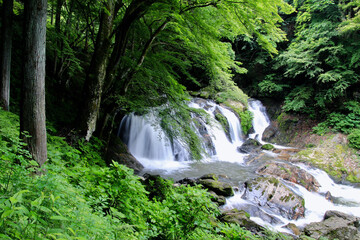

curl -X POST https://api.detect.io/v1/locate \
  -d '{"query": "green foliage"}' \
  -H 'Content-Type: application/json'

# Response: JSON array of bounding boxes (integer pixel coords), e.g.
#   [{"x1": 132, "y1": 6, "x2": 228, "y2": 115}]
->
[
  {"x1": 159, "y1": 104, "x2": 205, "y2": 160},
  {"x1": 258, "y1": 74, "x2": 290, "y2": 97},
  {"x1": 215, "y1": 113, "x2": 229, "y2": 135},
  {"x1": 261, "y1": 144, "x2": 275, "y2": 150},
  {"x1": 348, "y1": 128, "x2": 360, "y2": 150},
  {"x1": 313, "y1": 101, "x2": 360, "y2": 135},
  {"x1": 238, "y1": 110, "x2": 254, "y2": 136},
  {"x1": 0, "y1": 108, "x2": 299, "y2": 240}
]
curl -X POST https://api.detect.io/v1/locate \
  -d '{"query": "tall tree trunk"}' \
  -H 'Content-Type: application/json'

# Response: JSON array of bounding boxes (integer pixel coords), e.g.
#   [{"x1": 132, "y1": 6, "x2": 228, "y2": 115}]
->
[
  {"x1": 21, "y1": 0, "x2": 48, "y2": 166},
  {"x1": 79, "y1": 0, "x2": 116, "y2": 141},
  {"x1": 0, "y1": 0, "x2": 14, "y2": 111}
]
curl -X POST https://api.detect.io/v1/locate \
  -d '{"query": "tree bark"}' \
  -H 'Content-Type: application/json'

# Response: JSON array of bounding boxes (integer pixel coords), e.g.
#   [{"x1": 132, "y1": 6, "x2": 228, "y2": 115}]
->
[
  {"x1": 0, "y1": 0, "x2": 14, "y2": 111},
  {"x1": 79, "y1": 0, "x2": 116, "y2": 141},
  {"x1": 21, "y1": 0, "x2": 48, "y2": 166}
]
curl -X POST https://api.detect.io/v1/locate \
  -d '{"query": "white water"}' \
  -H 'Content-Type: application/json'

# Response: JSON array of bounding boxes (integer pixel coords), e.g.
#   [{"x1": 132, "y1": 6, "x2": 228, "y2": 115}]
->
[
  {"x1": 248, "y1": 99, "x2": 270, "y2": 143},
  {"x1": 119, "y1": 112, "x2": 190, "y2": 171},
  {"x1": 188, "y1": 100, "x2": 245, "y2": 163},
  {"x1": 119, "y1": 98, "x2": 360, "y2": 233}
]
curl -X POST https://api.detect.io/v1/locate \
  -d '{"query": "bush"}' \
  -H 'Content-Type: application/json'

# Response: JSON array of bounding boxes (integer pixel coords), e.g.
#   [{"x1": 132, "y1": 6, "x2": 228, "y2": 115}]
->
[{"x1": 348, "y1": 128, "x2": 360, "y2": 149}]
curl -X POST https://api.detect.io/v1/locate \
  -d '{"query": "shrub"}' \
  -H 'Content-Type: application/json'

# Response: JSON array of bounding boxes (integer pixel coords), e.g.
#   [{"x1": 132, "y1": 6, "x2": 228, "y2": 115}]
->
[{"x1": 348, "y1": 128, "x2": 360, "y2": 149}]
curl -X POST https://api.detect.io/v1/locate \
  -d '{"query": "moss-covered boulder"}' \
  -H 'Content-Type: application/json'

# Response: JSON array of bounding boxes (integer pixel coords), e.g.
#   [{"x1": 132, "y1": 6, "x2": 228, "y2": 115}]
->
[
  {"x1": 237, "y1": 138, "x2": 262, "y2": 154},
  {"x1": 242, "y1": 177, "x2": 305, "y2": 220},
  {"x1": 257, "y1": 162, "x2": 320, "y2": 192},
  {"x1": 303, "y1": 210, "x2": 360, "y2": 240},
  {"x1": 291, "y1": 134, "x2": 360, "y2": 183},
  {"x1": 220, "y1": 209, "x2": 264, "y2": 234},
  {"x1": 198, "y1": 178, "x2": 234, "y2": 197},
  {"x1": 208, "y1": 191, "x2": 226, "y2": 206}
]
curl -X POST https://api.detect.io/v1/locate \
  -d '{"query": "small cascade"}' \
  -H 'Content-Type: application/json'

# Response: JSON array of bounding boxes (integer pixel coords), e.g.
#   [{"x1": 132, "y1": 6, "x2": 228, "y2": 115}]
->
[
  {"x1": 188, "y1": 99, "x2": 245, "y2": 162},
  {"x1": 248, "y1": 99, "x2": 270, "y2": 142},
  {"x1": 119, "y1": 112, "x2": 190, "y2": 170}
]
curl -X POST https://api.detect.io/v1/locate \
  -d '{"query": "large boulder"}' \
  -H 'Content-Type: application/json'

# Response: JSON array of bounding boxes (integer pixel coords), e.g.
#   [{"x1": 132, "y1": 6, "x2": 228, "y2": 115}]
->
[
  {"x1": 198, "y1": 178, "x2": 234, "y2": 197},
  {"x1": 231, "y1": 203, "x2": 284, "y2": 225},
  {"x1": 242, "y1": 177, "x2": 305, "y2": 220},
  {"x1": 257, "y1": 162, "x2": 320, "y2": 192},
  {"x1": 220, "y1": 209, "x2": 264, "y2": 235},
  {"x1": 303, "y1": 210, "x2": 360, "y2": 240},
  {"x1": 106, "y1": 136, "x2": 144, "y2": 174},
  {"x1": 237, "y1": 138, "x2": 262, "y2": 154},
  {"x1": 177, "y1": 174, "x2": 234, "y2": 203}
]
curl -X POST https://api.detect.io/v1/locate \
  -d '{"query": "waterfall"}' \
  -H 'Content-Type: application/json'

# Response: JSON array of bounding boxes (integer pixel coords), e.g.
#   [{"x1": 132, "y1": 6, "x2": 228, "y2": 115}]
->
[
  {"x1": 119, "y1": 98, "x2": 246, "y2": 166},
  {"x1": 188, "y1": 99, "x2": 245, "y2": 162},
  {"x1": 248, "y1": 99, "x2": 270, "y2": 142},
  {"x1": 119, "y1": 112, "x2": 190, "y2": 171}
]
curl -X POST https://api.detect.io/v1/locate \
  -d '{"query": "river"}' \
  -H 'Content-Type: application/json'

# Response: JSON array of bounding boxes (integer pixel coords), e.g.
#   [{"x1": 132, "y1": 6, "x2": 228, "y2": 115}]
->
[{"x1": 118, "y1": 98, "x2": 360, "y2": 233}]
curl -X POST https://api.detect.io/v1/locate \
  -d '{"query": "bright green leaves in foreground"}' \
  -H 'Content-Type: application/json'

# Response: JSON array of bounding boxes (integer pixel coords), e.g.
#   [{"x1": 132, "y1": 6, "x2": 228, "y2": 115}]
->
[{"x1": 0, "y1": 109, "x2": 293, "y2": 239}]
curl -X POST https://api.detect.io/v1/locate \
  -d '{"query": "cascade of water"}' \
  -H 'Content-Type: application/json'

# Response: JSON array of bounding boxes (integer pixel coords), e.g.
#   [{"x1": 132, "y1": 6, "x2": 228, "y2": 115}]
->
[
  {"x1": 188, "y1": 99, "x2": 245, "y2": 162},
  {"x1": 218, "y1": 105, "x2": 243, "y2": 144},
  {"x1": 119, "y1": 112, "x2": 190, "y2": 171},
  {"x1": 119, "y1": 99, "x2": 246, "y2": 166},
  {"x1": 248, "y1": 99, "x2": 270, "y2": 142}
]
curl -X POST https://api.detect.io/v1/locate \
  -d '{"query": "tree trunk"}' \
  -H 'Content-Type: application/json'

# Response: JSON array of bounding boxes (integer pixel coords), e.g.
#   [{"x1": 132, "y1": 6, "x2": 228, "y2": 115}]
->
[
  {"x1": 21, "y1": 0, "x2": 48, "y2": 166},
  {"x1": 0, "y1": 0, "x2": 14, "y2": 111},
  {"x1": 79, "y1": 0, "x2": 116, "y2": 141},
  {"x1": 104, "y1": 0, "x2": 157, "y2": 94}
]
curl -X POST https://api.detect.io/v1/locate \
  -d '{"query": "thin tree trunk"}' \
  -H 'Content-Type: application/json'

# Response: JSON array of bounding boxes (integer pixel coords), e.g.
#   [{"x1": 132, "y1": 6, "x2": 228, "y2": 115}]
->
[
  {"x1": 79, "y1": 0, "x2": 116, "y2": 141},
  {"x1": 122, "y1": 19, "x2": 169, "y2": 94},
  {"x1": 21, "y1": 0, "x2": 48, "y2": 166},
  {"x1": 0, "y1": 0, "x2": 14, "y2": 111},
  {"x1": 104, "y1": 0, "x2": 157, "y2": 93}
]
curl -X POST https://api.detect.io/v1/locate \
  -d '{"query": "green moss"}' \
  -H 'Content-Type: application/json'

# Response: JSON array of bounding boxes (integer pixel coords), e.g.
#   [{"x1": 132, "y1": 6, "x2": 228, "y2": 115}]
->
[
  {"x1": 215, "y1": 113, "x2": 229, "y2": 134},
  {"x1": 261, "y1": 144, "x2": 275, "y2": 150}
]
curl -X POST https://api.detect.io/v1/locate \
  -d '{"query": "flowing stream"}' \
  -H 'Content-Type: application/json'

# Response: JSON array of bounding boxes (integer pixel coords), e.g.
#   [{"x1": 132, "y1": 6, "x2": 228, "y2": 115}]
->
[{"x1": 118, "y1": 98, "x2": 360, "y2": 233}]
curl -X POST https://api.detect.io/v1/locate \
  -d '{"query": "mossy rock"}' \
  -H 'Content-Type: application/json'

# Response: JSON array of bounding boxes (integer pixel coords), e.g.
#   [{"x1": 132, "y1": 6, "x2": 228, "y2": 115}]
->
[
  {"x1": 261, "y1": 144, "x2": 275, "y2": 150},
  {"x1": 199, "y1": 173, "x2": 219, "y2": 181},
  {"x1": 215, "y1": 112, "x2": 229, "y2": 135},
  {"x1": 198, "y1": 179, "x2": 234, "y2": 197}
]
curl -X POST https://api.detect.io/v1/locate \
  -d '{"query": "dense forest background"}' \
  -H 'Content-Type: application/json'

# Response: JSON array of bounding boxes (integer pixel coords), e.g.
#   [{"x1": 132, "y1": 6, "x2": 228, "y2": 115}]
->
[{"x1": 1, "y1": 0, "x2": 360, "y2": 239}]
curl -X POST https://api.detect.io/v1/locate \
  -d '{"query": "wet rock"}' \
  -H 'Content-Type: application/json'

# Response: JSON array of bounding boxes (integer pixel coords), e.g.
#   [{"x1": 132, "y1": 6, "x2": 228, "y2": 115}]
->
[
  {"x1": 214, "y1": 107, "x2": 231, "y2": 141},
  {"x1": 325, "y1": 191, "x2": 333, "y2": 202},
  {"x1": 208, "y1": 191, "x2": 226, "y2": 206},
  {"x1": 256, "y1": 162, "x2": 320, "y2": 192},
  {"x1": 199, "y1": 173, "x2": 219, "y2": 181},
  {"x1": 220, "y1": 209, "x2": 264, "y2": 234},
  {"x1": 193, "y1": 117, "x2": 216, "y2": 155},
  {"x1": 284, "y1": 223, "x2": 301, "y2": 236},
  {"x1": 303, "y1": 210, "x2": 360, "y2": 240},
  {"x1": 198, "y1": 178, "x2": 234, "y2": 197},
  {"x1": 106, "y1": 136, "x2": 144, "y2": 174},
  {"x1": 242, "y1": 177, "x2": 305, "y2": 220},
  {"x1": 234, "y1": 203, "x2": 284, "y2": 225},
  {"x1": 177, "y1": 174, "x2": 234, "y2": 198},
  {"x1": 176, "y1": 177, "x2": 197, "y2": 186},
  {"x1": 237, "y1": 138, "x2": 262, "y2": 154}
]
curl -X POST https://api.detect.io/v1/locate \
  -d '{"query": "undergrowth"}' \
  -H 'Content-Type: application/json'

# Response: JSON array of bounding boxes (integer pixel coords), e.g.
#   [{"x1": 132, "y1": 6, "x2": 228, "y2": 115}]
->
[{"x1": 0, "y1": 109, "x2": 291, "y2": 239}]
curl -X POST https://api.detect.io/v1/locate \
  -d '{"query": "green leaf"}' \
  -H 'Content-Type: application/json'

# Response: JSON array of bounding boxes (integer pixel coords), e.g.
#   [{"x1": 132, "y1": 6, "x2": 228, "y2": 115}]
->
[
  {"x1": 1, "y1": 209, "x2": 14, "y2": 218},
  {"x1": 50, "y1": 215, "x2": 69, "y2": 221}
]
